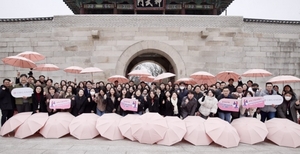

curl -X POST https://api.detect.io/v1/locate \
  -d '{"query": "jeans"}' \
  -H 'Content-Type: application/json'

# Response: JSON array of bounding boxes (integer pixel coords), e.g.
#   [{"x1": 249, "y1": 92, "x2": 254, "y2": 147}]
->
[
  {"x1": 96, "y1": 108, "x2": 105, "y2": 116},
  {"x1": 135, "y1": 111, "x2": 143, "y2": 115},
  {"x1": 1, "y1": 110, "x2": 14, "y2": 126},
  {"x1": 218, "y1": 111, "x2": 231, "y2": 123},
  {"x1": 260, "y1": 111, "x2": 275, "y2": 122}
]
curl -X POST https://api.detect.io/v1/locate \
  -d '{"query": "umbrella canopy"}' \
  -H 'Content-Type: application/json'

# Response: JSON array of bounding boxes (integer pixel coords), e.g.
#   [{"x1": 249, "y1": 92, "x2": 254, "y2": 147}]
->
[
  {"x1": 96, "y1": 113, "x2": 124, "y2": 141},
  {"x1": 190, "y1": 71, "x2": 216, "y2": 85},
  {"x1": 107, "y1": 75, "x2": 129, "y2": 84},
  {"x1": 175, "y1": 78, "x2": 197, "y2": 85},
  {"x1": 131, "y1": 113, "x2": 168, "y2": 144},
  {"x1": 80, "y1": 67, "x2": 103, "y2": 74},
  {"x1": 14, "y1": 113, "x2": 49, "y2": 139},
  {"x1": 64, "y1": 66, "x2": 83, "y2": 74},
  {"x1": 17, "y1": 51, "x2": 45, "y2": 62},
  {"x1": 154, "y1": 72, "x2": 176, "y2": 81},
  {"x1": 242, "y1": 69, "x2": 272, "y2": 77},
  {"x1": 34, "y1": 64, "x2": 60, "y2": 71},
  {"x1": 2, "y1": 56, "x2": 36, "y2": 68},
  {"x1": 157, "y1": 116, "x2": 187, "y2": 146},
  {"x1": 267, "y1": 75, "x2": 300, "y2": 84},
  {"x1": 265, "y1": 118, "x2": 300, "y2": 148},
  {"x1": 140, "y1": 76, "x2": 155, "y2": 82},
  {"x1": 118, "y1": 114, "x2": 139, "y2": 141},
  {"x1": 69, "y1": 113, "x2": 99, "y2": 140},
  {"x1": 216, "y1": 71, "x2": 240, "y2": 82},
  {"x1": 204, "y1": 117, "x2": 240, "y2": 148},
  {"x1": 231, "y1": 117, "x2": 268, "y2": 144},
  {"x1": 183, "y1": 116, "x2": 212, "y2": 145},
  {"x1": 39, "y1": 113, "x2": 75, "y2": 139},
  {"x1": 128, "y1": 70, "x2": 151, "y2": 77},
  {"x1": 0, "y1": 112, "x2": 32, "y2": 136}
]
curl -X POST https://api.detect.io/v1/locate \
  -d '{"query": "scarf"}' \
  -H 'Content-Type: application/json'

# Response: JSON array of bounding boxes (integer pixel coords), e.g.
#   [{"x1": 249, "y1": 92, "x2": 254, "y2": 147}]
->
[{"x1": 171, "y1": 98, "x2": 178, "y2": 114}]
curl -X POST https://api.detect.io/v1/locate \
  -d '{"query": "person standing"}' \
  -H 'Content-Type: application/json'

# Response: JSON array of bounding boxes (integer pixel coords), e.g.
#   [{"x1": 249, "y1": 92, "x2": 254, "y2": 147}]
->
[
  {"x1": 217, "y1": 87, "x2": 234, "y2": 123},
  {"x1": 45, "y1": 86, "x2": 60, "y2": 115},
  {"x1": 71, "y1": 89, "x2": 87, "y2": 116},
  {"x1": 145, "y1": 90, "x2": 160, "y2": 113},
  {"x1": 259, "y1": 82, "x2": 278, "y2": 122},
  {"x1": 32, "y1": 85, "x2": 47, "y2": 114},
  {"x1": 198, "y1": 90, "x2": 218, "y2": 119},
  {"x1": 0, "y1": 79, "x2": 15, "y2": 126},
  {"x1": 14, "y1": 74, "x2": 34, "y2": 113},
  {"x1": 277, "y1": 91, "x2": 300, "y2": 123},
  {"x1": 180, "y1": 90, "x2": 197, "y2": 119}
]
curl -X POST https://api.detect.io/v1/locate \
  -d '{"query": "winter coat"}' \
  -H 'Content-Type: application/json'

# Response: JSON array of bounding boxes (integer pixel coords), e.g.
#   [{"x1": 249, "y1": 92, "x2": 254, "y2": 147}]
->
[
  {"x1": 162, "y1": 97, "x2": 174, "y2": 116},
  {"x1": 71, "y1": 95, "x2": 87, "y2": 116},
  {"x1": 13, "y1": 83, "x2": 34, "y2": 105},
  {"x1": 181, "y1": 96, "x2": 197, "y2": 119},
  {"x1": 259, "y1": 89, "x2": 277, "y2": 112},
  {"x1": 105, "y1": 95, "x2": 119, "y2": 113},
  {"x1": 198, "y1": 96, "x2": 218, "y2": 116},
  {"x1": 145, "y1": 96, "x2": 160, "y2": 113},
  {"x1": 45, "y1": 93, "x2": 60, "y2": 113},
  {"x1": 32, "y1": 93, "x2": 47, "y2": 113},
  {"x1": 0, "y1": 85, "x2": 15, "y2": 110},
  {"x1": 133, "y1": 95, "x2": 145, "y2": 113},
  {"x1": 277, "y1": 99, "x2": 300, "y2": 123}
]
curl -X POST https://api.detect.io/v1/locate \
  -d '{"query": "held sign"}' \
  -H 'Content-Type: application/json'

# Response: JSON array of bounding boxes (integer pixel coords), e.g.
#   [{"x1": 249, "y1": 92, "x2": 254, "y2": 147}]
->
[
  {"x1": 218, "y1": 98, "x2": 240, "y2": 112},
  {"x1": 263, "y1": 95, "x2": 283, "y2": 105},
  {"x1": 241, "y1": 97, "x2": 265, "y2": 109},
  {"x1": 11, "y1": 87, "x2": 33, "y2": 98},
  {"x1": 120, "y1": 98, "x2": 138, "y2": 112},
  {"x1": 49, "y1": 99, "x2": 71, "y2": 109}
]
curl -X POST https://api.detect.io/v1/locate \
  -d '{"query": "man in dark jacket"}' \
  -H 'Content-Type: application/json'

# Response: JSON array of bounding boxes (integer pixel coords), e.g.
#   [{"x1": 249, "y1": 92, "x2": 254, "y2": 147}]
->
[
  {"x1": 177, "y1": 82, "x2": 188, "y2": 116},
  {"x1": 0, "y1": 79, "x2": 15, "y2": 126},
  {"x1": 217, "y1": 87, "x2": 234, "y2": 123},
  {"x1": 181, "y1": 90, "x2": 197, "y2": 119}
]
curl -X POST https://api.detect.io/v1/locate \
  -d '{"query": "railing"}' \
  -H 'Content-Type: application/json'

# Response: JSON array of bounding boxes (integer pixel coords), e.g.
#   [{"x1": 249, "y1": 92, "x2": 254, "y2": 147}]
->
[{"x1": 83, "y1": 4, "x2": 115, "y2": 9}]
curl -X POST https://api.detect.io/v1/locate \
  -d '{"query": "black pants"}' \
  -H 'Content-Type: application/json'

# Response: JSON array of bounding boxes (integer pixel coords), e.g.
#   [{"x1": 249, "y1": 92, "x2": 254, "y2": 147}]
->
[
  {"x1": 1, "y1": 109, "x2": 14, "y2": 126},
  {"x1": 16, "y1": 103, "x2": 31, "y2": 113}
]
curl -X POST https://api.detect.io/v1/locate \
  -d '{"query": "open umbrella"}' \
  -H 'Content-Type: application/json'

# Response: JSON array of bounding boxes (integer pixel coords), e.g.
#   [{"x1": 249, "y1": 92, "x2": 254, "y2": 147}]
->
[
  {"x1": 267, "y1": 75, "x2": 300, "y2": 84},
  {"x1": 216, "y1": 71, "x2": 240, "y2": 82},
  {"x1": 140, "y1": 76, "x2": 155, "y2": 82},
  {"x1": 107, "y1": 75, "x2": 129, "y2": 84},
  {"x1": 14, "y1": 113, "x2": 49, "y2": 139},
  {"x1": 17, "y1": 51, "x2": 45, "y2": 62},
  {"x1": 34, "y1": 64, "x2": 60, "y2": 71},
  {"x1": 154, "y1": 72, "x2": 176, "y2": 82},
  {"x1": 128, "y1": 70, "x2": 151, "y2": 77},
  {"x1": 69, "y1": 113, "x2": 99, "y2": 140},
  {"x1": 242, "y1": 69, "x2": 272, "y2": 77},
  {"x1": 190, "y1": 71, "x2": 216, "y2": 85},
  {"x1": 183, "y1": 116, "x2": 212, "y2": 145},
  {"x1": 204, "y1": 117, "x2": 240, "y2": 148},
  {"x1": 231, "y1": 117, "x2": 268, "y2": 144},
  {"x1": 96, "y1": 113, "x2": 124, "y2": 141},
  {"x1": 80, "y1": 67, "x2": 103, "y2": 80},
  {"x1": 157, "y1": 116, "x2": 187, "y2": 146},
  {"x1": 118, "y1": 114, "x2": 139, "y2": 141},
  {"x1": 39, "y1": 112, "x2": 75, "y2": 139},
  {"x1": 0, "y1": 112, "x2": 32, "y2": 136},
  {"x1": 175, "y1": 78, "x2": 197, "y2": 85},
  {"x1": 131, "y1": 113, "x2": 168, "y2": 144},
  {"x1": 64, "y1": 66, "x2": 83, "y2": 74},
  {"x1": 2, "y1": 56, "x2": 36, "y2": 68},
  {"x1": 265, "y1": 118, "x2": 300, "y2": 148}
]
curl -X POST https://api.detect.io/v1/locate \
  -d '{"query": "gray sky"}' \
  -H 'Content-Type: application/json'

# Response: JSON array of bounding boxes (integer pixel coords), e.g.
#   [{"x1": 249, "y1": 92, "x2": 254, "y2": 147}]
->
[{"x1": 0, "y1": 0, "x2": 299, "y2": 20}]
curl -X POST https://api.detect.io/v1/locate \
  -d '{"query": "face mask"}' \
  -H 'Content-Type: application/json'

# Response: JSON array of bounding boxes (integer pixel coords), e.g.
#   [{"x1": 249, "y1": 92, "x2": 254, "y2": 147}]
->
[
  {"x1": 90, "y1": 92, "x2": 95, "y2": 95},
  {"x1": 285, "y1": 96, "x2": 291, "y2": 101},
  {"x1": 180, "y1": 86, "x2": 184, "y2": 90}
]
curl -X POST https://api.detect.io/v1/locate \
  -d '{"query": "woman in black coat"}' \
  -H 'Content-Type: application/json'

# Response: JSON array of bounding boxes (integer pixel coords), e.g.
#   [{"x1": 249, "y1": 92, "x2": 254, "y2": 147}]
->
[
  {"x1": 84, "y1": 88, "x2": 97, "y2": 113},
  {"x1": 0, "y1": 79, "x2": 15, "y2": 126},
  {"x1": 71, "y1": 89, "x2": 87, "y2": 116},
  {"x1": 133, "y1": 89, "x2": 145, "y2": 115},
  {"x1": 145, "y1": 90, "x2": 160, "y2": 113},
  {"x1": 162, "y1": 91, "x2": 174, "y2": 116},
  {"x1": 32, "y1": 85, "x2": 47, "y2": 113},
  {"x1": 105, "y1": 87, "x2": 120, "y2": 113}
]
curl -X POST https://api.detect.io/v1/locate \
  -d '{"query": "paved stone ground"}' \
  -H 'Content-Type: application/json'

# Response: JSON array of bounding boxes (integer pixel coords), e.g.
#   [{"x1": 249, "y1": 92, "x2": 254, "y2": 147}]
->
[{"x1": 0, "y1": 133, "x2": 299, "y2": 154}]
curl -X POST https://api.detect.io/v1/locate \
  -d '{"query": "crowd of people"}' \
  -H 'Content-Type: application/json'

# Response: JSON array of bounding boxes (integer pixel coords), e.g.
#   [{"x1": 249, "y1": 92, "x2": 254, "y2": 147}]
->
[{"x1": 0, "y1": 72, "x2": 300, "y2": 126}]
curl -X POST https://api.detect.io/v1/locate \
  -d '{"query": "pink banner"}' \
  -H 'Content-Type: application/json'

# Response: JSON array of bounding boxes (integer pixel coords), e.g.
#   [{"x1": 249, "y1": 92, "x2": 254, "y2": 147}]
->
[
  {"x1": 49, "y1": 99, "x2": 71, "y2": 109},
  {"x1": 241, "y1": 97, "x2": 265, "y2": 109},
  {"x1": 218, "y1": 98, "x2": 239, "y2": 112},
  {"x1": 120, "y1": 98, "x2": 138, "y2": 112}
]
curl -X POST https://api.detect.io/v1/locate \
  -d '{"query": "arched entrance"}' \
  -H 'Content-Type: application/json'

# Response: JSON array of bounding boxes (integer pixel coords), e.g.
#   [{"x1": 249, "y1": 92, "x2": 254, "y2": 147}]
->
[{"x1": 115, "y1": 40, "x2": 186, "y2": 80}]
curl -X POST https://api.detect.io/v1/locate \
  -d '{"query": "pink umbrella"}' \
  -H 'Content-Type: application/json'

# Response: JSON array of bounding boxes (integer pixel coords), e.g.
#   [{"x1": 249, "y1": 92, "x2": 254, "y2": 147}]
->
[
  {"x1": 265, "y1": 118, "x2": 300, "y2": 148},
  {"x1": 216, "y1": 71, "x2": 240, "y2": 82},
  {"x1": 140, "y1": 76, "x2": 155, "y2": 82},
  {"x1": 242, "y1": 69, "x2": 272, "y2": 77},
  {"x1": 39, "y1": 113, "x2": 75, "y2": 139},
  {"x1": 204, "y1": 117, "x2": 240, "y2": 148},
  {"x1": 154, "y1": 72, "x2": 176, "y2": 81},
  {"x1": 64, "y1": 66, "x2": 83, "y2": 74},
  {"x1": 80, "y1": 67, "x2": 103, "y2": 80},
  {"x1": 157, "y1": 116, "x2": 187, "y2": 146},
  {"x1": 14, "y1": 113, "x2": 49, "y2": 139},
  {"x1": 0, "y1": 112, "x2": 32, "y2": 136},
  {"x1": 118, "y1": 114, "x2": 139, "y2": 141},
  {"x1": 231, "y1": 117, "x2": 268, "y2": 144},
  {"x1": 107, "y1": 75, "x2": 129, "y2": 84},
  {"x1": 17, "y1": 51, "x2": 45, "y2": 62},
  {"x1": 267, "y1": 75, "x2": 300, "y2": 84},
  {"x1": 183, "y1": 116, "x2": 212, "y2": 145},
  {"x1": 96, "y1": 113, "x2": 124, "y2": 141},
  {"x1": 128, "y1": 70, "x2": 151, "y2": 77},
  {"x1": 69, "y1": 113, "x2": 99, "y2": 140},
  {"x1": 34, "y1": 64, "x2": 60, "y2": 71},
  {"x1": 131, "y1": 113, "x2": 168, "y2": 144},
  {"x1": 190, "y1": 71, "x2": 216, "y2": 85},
  {"x1": 2, "y1": 56, "x2": 36, "y2": 68},
  {"x1": 175, "y1": 78, "x2": 197, "y2": 85}
]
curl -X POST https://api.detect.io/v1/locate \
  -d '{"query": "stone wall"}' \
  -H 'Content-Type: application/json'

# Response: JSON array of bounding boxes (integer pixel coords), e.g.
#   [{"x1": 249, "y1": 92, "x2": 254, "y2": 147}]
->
[{"x1": 0, "y1": 15, "x2": 299, "y2": 93}]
